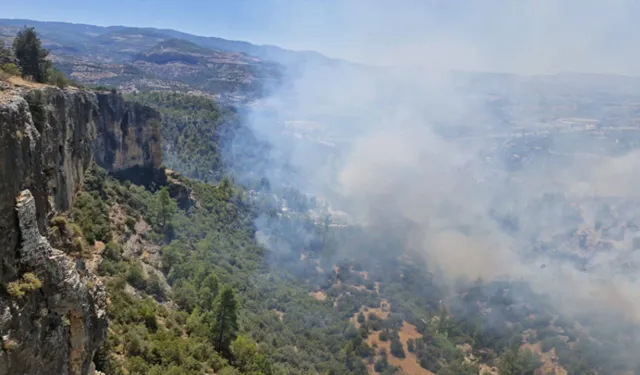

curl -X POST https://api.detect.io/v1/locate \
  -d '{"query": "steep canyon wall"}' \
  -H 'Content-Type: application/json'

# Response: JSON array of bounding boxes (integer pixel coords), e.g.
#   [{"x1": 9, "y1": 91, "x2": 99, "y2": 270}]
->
[{"x1": 0, "y1": 83, "x2": 161, "y2": 375}]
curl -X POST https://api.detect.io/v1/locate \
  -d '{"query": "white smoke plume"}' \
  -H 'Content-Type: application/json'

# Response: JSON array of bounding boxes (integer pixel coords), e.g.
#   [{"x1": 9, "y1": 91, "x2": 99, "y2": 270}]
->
[{"x1": 232, "y1": 0, "x2": 640, "y2": 330}]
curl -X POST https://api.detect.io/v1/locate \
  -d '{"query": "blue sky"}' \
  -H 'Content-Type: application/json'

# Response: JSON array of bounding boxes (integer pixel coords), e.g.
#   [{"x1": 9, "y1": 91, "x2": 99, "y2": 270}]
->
[
  {"x1": 1, "y1": 0, "x2": 503, "y2": 61},
  {"x1": 4, "y1": 0, "x2": 287, "y2": 43},
  {"x1": 5, "y1": 0, "x2": 640, "y2": 74},
  {"x1": 3, "y1": 0, "x2": 365, "y2": 57}
]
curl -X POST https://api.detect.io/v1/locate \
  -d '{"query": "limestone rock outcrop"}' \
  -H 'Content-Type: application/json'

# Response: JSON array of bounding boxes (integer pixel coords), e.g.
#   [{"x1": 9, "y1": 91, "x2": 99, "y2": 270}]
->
[
  {"x1": 94, "y1": 92, "x2": 162, "y2": 172},
  {"x1": 0, "y1": 190, "x2": 107, "y2": 375},
  {"x1": 0, "y1": 83, "x2": 162, "y2": 375}
]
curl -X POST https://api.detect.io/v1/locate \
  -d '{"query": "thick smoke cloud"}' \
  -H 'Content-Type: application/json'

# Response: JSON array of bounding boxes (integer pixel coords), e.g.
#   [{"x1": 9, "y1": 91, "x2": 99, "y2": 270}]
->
[{"x1": 233, "y1": 0, "x2": 640, "y2": 329}]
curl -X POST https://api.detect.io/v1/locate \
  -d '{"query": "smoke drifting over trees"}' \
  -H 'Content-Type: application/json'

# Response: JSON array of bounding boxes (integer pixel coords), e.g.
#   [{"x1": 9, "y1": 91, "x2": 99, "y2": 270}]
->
[{"x1": 222, "y1": 1, "x2": 640, "y2": 371}]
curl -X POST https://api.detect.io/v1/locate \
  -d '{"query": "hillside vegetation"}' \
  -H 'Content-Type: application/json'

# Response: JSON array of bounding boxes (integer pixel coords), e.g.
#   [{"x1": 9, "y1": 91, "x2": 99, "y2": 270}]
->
[
  {"x1": 48, "y1": 91, "x2": 638, "y2": 375},
  {"x1": 126, "y1": 91, "x2": 269, "y2": 185}
]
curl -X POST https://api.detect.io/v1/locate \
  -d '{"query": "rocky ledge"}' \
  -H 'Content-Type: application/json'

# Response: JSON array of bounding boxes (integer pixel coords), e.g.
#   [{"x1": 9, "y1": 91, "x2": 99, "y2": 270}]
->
[{"x1": 0, "y1": 82, "x2": 162, "y2": 375}]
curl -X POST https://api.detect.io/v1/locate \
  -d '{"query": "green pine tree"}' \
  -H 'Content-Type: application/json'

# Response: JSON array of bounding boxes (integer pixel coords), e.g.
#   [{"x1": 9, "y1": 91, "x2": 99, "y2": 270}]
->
[
  {"x1": 211, "y1": 287, "x2": 239, "y2": 355},
  {"x1": 390, "y1": 338, "x2": 405, "y2": 358},
  {"x1": 153, "y1": 187, "x2": 176, "y2": 231},
  {"x1": 198, "y1": 273, "x2": 220, "y2": 310},
  {"x1": 12, "y1": 27, "x2": 51, "y2": 83}
]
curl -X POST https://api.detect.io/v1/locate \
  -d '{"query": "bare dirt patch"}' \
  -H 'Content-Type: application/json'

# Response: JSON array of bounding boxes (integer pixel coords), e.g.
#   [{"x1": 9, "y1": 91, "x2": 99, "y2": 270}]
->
[
  {"x1": 521, "y1": 342, "x2": 568, "y2": 375},
  {"x1": 309, "y1": 290, "x2": 327, "y2": 301},
  {"x1": 480, "y1": 364, "x2": 499, "y2": 375},
  {"x1": 94, "y1": 241, "x2": 106, "y2": 253},
  {"x1": 350, "y1": 300, "x2": 434, "y2": 375},
  {"x1": 397, "y1": 321, "x2": 422, "y2": 345},
  {"x1": 366, "y1": 321, "x2": 434, "y2": 375},
  {"x1": 6, "y1": 76, "x2": 47, "y2": 88}
]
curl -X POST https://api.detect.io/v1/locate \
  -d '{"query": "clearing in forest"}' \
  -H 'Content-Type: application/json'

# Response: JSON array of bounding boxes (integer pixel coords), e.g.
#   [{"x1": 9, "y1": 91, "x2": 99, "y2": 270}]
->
[
  {"x1": 367, "y1": 321, "x2": 434, "y2": 375},
  {"x1": 351, "y1": 300, "x2": 434, "y2": 375},
  {"x1": 309, "y1": 290, "x2": 327, "y2": 301}
]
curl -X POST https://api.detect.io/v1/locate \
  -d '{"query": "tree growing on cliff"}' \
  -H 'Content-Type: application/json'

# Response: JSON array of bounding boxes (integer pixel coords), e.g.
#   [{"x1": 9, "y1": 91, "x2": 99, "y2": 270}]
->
[
  {"x1": 152, "y1": 187, "x2": 176, "y2": 232},
  {"x1": 12, "y1": 27, "x2": 51, "y2": 83}
]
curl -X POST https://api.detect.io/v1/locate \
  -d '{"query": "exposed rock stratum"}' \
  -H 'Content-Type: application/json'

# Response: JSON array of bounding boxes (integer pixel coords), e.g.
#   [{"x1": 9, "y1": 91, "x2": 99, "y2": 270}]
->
[{"x1": 0, "y1": 82, "x2": 162, "y2": 375}]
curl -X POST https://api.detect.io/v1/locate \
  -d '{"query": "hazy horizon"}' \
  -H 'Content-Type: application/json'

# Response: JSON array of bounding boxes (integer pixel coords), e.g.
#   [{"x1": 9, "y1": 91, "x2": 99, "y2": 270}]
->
[{"x1": 6, "y1": 0, "x2": 640, "y2": 76}]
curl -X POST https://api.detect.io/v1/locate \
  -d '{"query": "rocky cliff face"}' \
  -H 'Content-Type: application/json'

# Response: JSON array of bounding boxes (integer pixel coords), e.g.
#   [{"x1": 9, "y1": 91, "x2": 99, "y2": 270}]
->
[
  {"x1": 94, "y1": 92, "x2": 162, "y2": 172},
  {"x1": 0, "y1": 83, "x2": 162, "y2": 375}
]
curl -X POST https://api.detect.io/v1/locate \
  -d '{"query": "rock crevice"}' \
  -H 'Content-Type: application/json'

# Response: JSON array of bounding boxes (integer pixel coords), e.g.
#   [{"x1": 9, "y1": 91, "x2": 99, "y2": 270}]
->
[
  {"x1": 0, "y1": 84, "x2": 162, "y2": 375},
  {"x1": 0, "y1": 190, "x2": 107, "y2": 375}
]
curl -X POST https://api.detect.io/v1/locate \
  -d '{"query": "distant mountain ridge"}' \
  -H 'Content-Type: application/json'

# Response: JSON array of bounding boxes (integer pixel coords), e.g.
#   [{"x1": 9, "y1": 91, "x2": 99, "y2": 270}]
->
[
  {"x1": 0, "y1": 19, "x2": 350, "y2": 103},
  {"x1": 0, "y1": 18, "x2": 342, "y2": 66}
]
